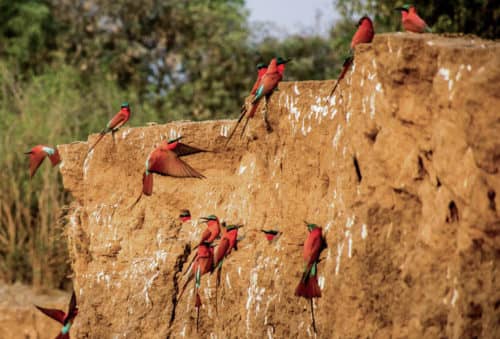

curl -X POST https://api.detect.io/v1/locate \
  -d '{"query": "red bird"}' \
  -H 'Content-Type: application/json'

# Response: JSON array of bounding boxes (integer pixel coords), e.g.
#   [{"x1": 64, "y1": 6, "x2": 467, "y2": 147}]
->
[
  {"x1": 34, "y1": 290, "x2": 78, "y2": 339},
  {"x1": 261, "y1": 229, "x2": 282, "y2": 242},
  {"x1": 198, "y1": 215, "x2": 221, "y2": 244},
  {"x1": 25, "y1": 145, "x2": 61, "y2": 178},
  {"x1": 328, "y1": 16, "x2": 374, "y2": 99},
  {"x1": 88, "y1": 102, "x2": 131, "y2": 153},
  {"x1": 142, "y1": 136, "x2": 206, "y2": 196},
  {"x1": 250, "y1": 63, "x2": 268, "y2": 95},
  {"x1": 226, "y1": 57, "x2": 290, "y2": 144},
  {"x1": 179, "y1": 209, "x2": 191, "y2": 222},
  {"x1": 395, "y1": 4, "x2": 432, "y2": 33},
  {"x1": 295, "y1": 222, "x2": 327, "y2": 333},
  {"x1": 178, "y1": 241, "x2": 215, "y2": 330}
]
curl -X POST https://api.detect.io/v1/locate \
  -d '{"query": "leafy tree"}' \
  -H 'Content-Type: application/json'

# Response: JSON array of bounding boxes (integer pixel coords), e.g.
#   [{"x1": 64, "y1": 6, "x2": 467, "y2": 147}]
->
[{"x1": 335, "y1": 0, "x2": 499, "y2": 39}]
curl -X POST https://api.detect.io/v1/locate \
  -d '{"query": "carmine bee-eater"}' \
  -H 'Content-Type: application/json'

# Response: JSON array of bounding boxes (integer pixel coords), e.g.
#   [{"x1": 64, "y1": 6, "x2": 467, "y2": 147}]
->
[
  {"x1": 261, "y1": 229, "x2": 282, "y2": 242},
  {"x1": 394, "y1": 4, "x2": 432, "y2": 33},
  {"x1": 225, "y1": 62, "x2": 268, "y2": 145},
  {"x1": 198, "y1": 215, "x2": 221, "y2": 244},
  {"x1": 328, "y1": 16, "x2": 374, "y2": 99},
  {"x1": 295, "y1": 222, "x2": 327, "y2": 333},
  {"x1": 142, "y1": 136, "x2": 206, "y2": 196},
  {"x1": 180, "y1": 209, "x2": 191, "y2": 222},
  {"x1": 88, "y1": 102, "x2": 131, "y2": 153},
  {"x1": 226, "y1": 57, "x2": 290, "y2": 144},
  {"x1": 34, "y1": 290, "x2": 78, "y2": 339},
  {"x1": 178, "y1": 241, "x2": 215, "y2": 330},
  {"x1": 25, "y1": 145, "x2": 61, "y2": 178},
  {"x1": 213, "y1": 223, "x2": 243, "y2": 308}
]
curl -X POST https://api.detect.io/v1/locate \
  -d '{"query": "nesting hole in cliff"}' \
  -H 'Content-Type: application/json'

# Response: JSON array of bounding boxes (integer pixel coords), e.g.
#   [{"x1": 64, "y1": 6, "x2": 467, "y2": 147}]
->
[
  {"x1": 416, "y1": 156, "x2": 427, "y2": 180},
  {"x1": 487, "y1": 190, "x2": 496, "y2": 212},
  {"x1": 446, "y1": 201, "x2": 459, "y2": 223},
  {"x1": 364, "y1": 128, "x2": 380, "y2": 144},
  {"x1": 353, "y1": 156, "x2": 362, "y2": 183},
  {"x1": 436, "y1": 177, "x2": 442, "y2": 187}
]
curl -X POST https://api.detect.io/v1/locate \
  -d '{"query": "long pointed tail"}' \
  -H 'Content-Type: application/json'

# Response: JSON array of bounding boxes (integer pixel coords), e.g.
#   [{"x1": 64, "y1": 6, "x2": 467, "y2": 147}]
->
[
  {"x1": 310, "y1": 298, "x2": 317, "y2": 333},
  {"x1": 225, "y1": 107, "x2": 247, "y2": 146},
  {"x1": 327, "y1": 56, "x2": 353, "y2": 100},
  {"x1": 195, "y1": 291, "x2": 201, "y2": 331},
  {"x1": 215, "y1": 264, "x2": 222, "y2": 313},
  {"x1": 177, "y1": 273, "x2": 194, "y2": 301},
  {"x1": 295, "y1": 275, "x2": 322, "y2": 299},
  {"x1": 87, "y1": 131, "x2": 106, "y2": 154},
  {"x1": 142, "y1": 172, "x2": 153, "y2": 196}
]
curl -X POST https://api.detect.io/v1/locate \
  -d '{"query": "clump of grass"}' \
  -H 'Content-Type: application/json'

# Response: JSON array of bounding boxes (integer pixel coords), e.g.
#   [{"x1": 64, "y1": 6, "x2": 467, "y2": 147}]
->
[{"x1": 0, "y1": 62, "x2": 161, "y2": 288}]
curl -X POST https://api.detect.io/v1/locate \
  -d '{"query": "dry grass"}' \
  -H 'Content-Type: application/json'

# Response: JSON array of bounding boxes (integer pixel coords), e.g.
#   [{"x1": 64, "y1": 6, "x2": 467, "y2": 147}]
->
[{"x1": 0, "y1": 62, "x2": 161, "y2": 288}]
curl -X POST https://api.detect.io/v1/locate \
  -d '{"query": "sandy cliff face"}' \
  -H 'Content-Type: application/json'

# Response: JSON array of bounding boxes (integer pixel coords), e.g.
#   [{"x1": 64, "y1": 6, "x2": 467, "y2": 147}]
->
[{"x1": 58, "y1": 33, "x2": 499, "y2": 339}]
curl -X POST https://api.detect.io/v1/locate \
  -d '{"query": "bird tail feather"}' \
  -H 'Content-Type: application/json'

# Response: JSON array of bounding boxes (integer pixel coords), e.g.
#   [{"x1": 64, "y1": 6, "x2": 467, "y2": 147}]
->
[
  {"x1": 295, "y1": 275, "x2": 322, "y2": 299},
  {"x1": 87, "y1": 132, "x2": 106, "y2": 154},
  {"x1": 142, "y1": 172, "x2": 153, "y2": 196},
  {"x1": 225, "y1": 107, "x2": 247, "y2": 146}
]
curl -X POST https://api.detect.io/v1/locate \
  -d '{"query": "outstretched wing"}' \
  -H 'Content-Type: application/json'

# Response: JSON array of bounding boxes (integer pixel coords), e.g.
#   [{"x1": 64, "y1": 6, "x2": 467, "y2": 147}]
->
[
  {"x1": 34, "y1": 305, "x2": 66, "y2": 324},
  {"x1": 28, "y1": 151, "x2": 47, "y2": 178},
  {"x1": 174, "y1": 143, "x2": 208, "y2": 157},
  {"x1": 150, "y1": 150, "x2": 205, "y2": 179}
]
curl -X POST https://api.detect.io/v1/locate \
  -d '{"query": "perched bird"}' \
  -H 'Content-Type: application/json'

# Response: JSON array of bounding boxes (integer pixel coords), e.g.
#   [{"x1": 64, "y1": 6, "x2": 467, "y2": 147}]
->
[
  {"x1": 25, "y1": 145, "x2": 61, "y2": 178},
  {"x1": 295, "y1": 222, "x2": 327, "y2": 333},
  {"x1": 213, "y1": 223, "x2": 243, "y2": 309},
  {"x1": 261, "y1": 229, "x2": 282, "y2": 242},
  {"x1": 179, "y1": 209, "x2": 192, "y2": 222},
  {"x1": 226, "y1": 57, "x2": 290, "y2": 144},
  {"x1": 34, "y1": 290, "x2": 78, "y2": 339},
  {"x1": 394, "y1": 4, "x2": 432, "y2": 33},
  {"x1": 198, "y1": 215, "x2": 221, "y2": 244},
  {"x1": 88, "y1": 102, "x2": 131, "y2": 153},
  {"x1": 250, "y1": 63, "x2": 269, "y2": 96},
  {"x1": 328, "y1": 16, "x2": 374, "y2": 99},
  {"x1": 178, "y1": 241, "x2": 215, "y2": 330},
  {"x1": 142, "y1": 136, "x2": 206, "y2": 196}
]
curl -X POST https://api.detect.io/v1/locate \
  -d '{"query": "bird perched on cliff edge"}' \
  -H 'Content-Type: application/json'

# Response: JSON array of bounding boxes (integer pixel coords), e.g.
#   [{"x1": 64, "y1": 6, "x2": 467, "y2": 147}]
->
[
  {"x1": 178, "y1": 241, "x2": 215, "y2": 330},
  {"x1": 225, "y1": 62, "x2": 267, "y2": 146},
  {"x1": 88, "y1": 102, "x2": 131, "y2": 153},
  {"x1": 327, "y1": 16, "x2": 374, "y2": 99},
  {"x1": 394, "y1": 4, "x2": 432, "y2": 33},
  {"x1": 213, "y1": 223, "x2": 243, "y2": 309},
  {"x1": 25, "y1": 145, "x2": 61, "y2": 178},
  {"x1": 226, "y1": 57, "x2": 290, "y2": 144},
  {"x1": 34, "y1": 290, "x2": 78, "y2": 339},
  {"x1": 295, "y1": 222, "x2": 327, "y2": 333}
]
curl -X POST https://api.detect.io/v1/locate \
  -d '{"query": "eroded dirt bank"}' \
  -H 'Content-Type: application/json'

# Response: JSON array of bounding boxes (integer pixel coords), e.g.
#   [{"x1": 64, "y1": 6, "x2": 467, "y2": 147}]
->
[{"x1": 58, "y1": 33, "x2": 499, "y2": 338}]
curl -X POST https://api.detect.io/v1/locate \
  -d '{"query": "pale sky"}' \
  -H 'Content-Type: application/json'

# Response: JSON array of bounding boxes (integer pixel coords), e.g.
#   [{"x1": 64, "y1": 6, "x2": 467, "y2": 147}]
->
[{"x1": 245, "y1": 0, "x2": 339, "y2": 37}]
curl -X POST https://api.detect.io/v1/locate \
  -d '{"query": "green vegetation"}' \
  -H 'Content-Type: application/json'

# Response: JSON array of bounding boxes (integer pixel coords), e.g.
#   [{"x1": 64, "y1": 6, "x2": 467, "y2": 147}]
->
[{"x1": 0, "y1": 0, "x2": 497, "y2": 289}]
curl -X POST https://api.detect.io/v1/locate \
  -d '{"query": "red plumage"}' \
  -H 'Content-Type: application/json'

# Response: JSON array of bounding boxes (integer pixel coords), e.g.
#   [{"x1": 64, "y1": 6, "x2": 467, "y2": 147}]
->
[
  {"x1": 142, "y1": 140, "x2": 205, "y2": 196},
  {"x1": 328, "y1": 16, "x2": 374, "y2": 99},
  {"x1": 34, "y1": 291, "x2": 78, "y2": 339},
  {"x1": 400, "y1": 6, "x2": 429, "y2": 33},
  {"x1": 88, "y1": 106, "x2": 131, "y2": 153},
  {"x1": 295, "y1": 227, "x2": 326, "y2": 299},
  {"x1": 199, "y1": 219, "x2": 221, "y2": 244},
  {"x1": 250, "y1": 67, "x2": 268, "y2": 95},
  {"x1": 25, "y1": 145, "x2": 61, "y2": 178},
  {"x1": 351, "y1": 16, "x2": 374, "y2": 49}
]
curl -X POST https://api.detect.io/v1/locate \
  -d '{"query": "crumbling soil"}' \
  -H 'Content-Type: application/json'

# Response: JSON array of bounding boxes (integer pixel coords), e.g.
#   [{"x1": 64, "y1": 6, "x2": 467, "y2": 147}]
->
[{"x1": 31, "y1": 33, "x2": 500, "y2": 338}]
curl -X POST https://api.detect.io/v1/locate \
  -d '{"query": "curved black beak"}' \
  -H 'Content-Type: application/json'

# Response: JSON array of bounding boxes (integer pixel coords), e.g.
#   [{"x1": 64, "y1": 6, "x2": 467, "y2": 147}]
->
[
  {"x1": 199, "y1": 217, "x2": 209, "y2": 223},
  {"x1": 394, "y1": 7, "x2": 407, "y2": 12},
  {"x1": 169, "y1": 136, "x2": 183, "y2": 143}
]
